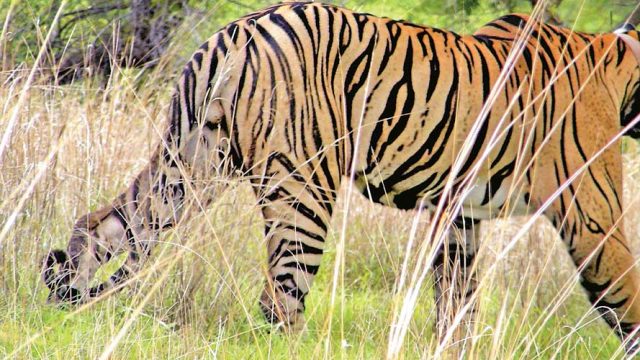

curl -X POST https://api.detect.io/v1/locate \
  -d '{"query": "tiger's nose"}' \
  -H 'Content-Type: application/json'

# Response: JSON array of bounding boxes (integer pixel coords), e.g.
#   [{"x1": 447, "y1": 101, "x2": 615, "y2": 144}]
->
[{"x1": 55, "y1": 285, "x2": 83, "y2": 304}]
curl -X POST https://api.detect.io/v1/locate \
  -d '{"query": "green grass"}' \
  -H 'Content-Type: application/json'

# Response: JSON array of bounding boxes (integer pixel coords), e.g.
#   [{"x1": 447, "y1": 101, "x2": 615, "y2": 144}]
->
[
  {"x1": 0, "y1": 268, "x2": 625, "y2": 359},
  {"x1": 0, "y1": 192, "x2": 633, "y2": 358}
]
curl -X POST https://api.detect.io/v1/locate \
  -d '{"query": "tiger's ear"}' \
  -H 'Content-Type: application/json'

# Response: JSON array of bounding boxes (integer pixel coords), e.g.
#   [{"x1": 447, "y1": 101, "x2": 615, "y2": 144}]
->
[
  {"x1": 615, "y1": 23, "x2": 636, "y2": 35},
  {"x1": 42, "y1": 249, "x2": 68, "y2": 291},
  {"x1": 616, "y1": 30, "x2": 640, "y2": 66}
]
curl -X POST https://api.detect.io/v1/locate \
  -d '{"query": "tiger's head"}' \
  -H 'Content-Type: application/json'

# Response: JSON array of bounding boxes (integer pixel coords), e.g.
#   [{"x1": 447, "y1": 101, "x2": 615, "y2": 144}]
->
[
  {"x1": 616, "y1": 26, "x2": 640, "y2": 138},
  {"x1": 41, "y1": 248, "x2": 81, "y2": 304},
  {"x1": 42, "y1": 209, "x2": 116, "y2": 304}
]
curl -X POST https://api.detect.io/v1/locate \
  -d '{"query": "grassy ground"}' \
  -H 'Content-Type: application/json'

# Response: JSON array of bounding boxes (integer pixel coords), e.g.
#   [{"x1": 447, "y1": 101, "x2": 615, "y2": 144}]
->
[{"x1": 2, "y1": 1, "x2": 640, "y2": 359}]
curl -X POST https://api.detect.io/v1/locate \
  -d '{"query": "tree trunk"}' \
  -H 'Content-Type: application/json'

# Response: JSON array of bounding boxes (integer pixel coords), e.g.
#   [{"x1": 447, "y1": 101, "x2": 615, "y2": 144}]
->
[
  {"x1": 617, "y1": 3, "x2": 640, "y2": 28},
  {"x1": 52, "y1": 0, "x2": 184, "y2": 84}
]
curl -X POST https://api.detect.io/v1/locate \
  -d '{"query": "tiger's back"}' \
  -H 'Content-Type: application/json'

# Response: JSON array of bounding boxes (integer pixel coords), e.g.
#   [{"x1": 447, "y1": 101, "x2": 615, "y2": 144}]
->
[{"x1": 209, "y1": 5, "x2": 639, "y2": 218}]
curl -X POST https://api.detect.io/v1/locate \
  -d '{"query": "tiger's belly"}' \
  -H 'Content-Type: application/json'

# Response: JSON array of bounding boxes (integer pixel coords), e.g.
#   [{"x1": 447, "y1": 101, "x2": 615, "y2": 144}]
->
[
  {"x1": 458, "y1": 180, "x2": 532, "y2": 219},
  {"x1": 355, "y1": 176, "x2": 532, "y2": 221}
]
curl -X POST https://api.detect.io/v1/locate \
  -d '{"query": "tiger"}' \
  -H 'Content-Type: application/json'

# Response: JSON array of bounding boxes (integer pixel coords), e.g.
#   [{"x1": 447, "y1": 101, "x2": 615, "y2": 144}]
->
[{"x1": 41, "y1": 1, "x2": 640, "y2": 354}]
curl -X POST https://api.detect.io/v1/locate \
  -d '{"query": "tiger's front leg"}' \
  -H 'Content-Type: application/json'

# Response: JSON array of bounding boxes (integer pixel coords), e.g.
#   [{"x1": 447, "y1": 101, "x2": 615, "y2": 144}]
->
[{"x1": 256, "y1": 176, "x2": 336, "y2": 331}]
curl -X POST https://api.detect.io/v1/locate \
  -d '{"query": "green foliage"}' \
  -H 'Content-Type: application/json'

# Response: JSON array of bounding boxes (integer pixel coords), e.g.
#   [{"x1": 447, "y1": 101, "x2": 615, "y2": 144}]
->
[{"x1": 2, "y1": 0, "x2": 638, "y2": 68}]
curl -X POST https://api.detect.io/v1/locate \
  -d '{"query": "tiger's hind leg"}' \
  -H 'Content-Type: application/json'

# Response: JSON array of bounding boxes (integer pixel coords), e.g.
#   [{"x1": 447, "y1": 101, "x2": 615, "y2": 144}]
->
[
  {"x1": 433, "y1": 217, "x2": 480, "y2": 352},
  {"x1": 254, "y1": 172, "x2": 337, "y2": 332}
]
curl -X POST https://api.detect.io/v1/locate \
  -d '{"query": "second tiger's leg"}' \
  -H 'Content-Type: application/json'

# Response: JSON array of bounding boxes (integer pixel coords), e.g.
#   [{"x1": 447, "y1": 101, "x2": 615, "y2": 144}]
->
[
  {"x1": 256, "y1": 175, "x2": 336, "y2": 331},
  {"x1": 433, "y1": 218, "x2": 481, "y2": 347}
]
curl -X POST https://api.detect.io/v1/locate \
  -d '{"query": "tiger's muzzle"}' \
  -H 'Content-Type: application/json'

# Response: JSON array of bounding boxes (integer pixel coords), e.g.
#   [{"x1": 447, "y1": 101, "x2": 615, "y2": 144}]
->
[{"x1": 41, "y1": 249, "x2": 84, "y2": 304}]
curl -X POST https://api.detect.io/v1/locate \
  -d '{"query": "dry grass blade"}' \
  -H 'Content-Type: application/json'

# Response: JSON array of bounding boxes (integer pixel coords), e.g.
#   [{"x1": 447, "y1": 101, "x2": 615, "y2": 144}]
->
[{"x1": 0, "y1": 1, "x2": 67, "y2": 166}]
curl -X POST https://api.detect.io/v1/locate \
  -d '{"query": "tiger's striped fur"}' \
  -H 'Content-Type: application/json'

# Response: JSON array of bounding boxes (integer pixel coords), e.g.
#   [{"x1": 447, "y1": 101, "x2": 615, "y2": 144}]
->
[{"x1": 42, "y1": 2, "x2": 640, "y2": 352}]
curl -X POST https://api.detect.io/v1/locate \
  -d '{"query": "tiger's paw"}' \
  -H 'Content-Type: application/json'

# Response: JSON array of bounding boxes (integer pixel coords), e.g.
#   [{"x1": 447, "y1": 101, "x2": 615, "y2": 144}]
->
[{"x1": 259, "y1": 286, "x2": 306, "y2": 333}]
